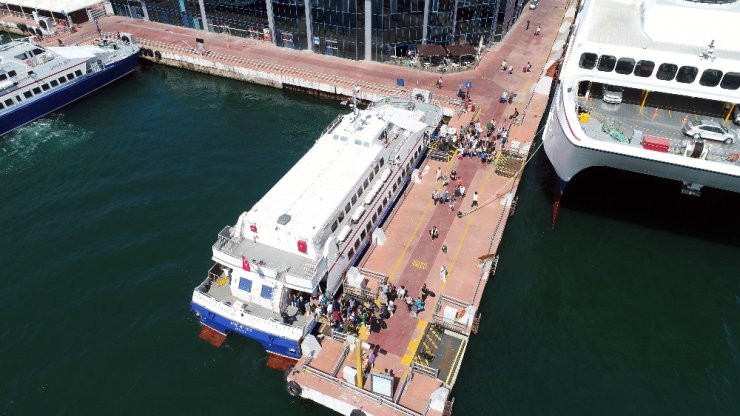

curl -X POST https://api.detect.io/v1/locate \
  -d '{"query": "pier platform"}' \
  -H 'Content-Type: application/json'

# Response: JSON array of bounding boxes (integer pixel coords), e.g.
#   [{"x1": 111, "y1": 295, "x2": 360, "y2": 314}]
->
[{"x1": 0, "y1": 1, "x2": 577, "y2": 413}]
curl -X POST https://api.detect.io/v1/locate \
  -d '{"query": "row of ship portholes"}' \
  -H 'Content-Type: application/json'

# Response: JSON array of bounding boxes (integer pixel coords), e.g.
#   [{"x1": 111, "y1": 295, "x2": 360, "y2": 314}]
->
[
  {"x1": 138, "y1": 48, "x2": 162, "y2": 60},
  {"x1": 578, "y1": 52, "x2": 740, "y2": 90}
]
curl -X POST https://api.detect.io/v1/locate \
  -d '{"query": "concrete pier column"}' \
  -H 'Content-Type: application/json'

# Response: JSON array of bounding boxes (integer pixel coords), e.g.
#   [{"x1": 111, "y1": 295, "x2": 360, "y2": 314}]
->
[
  {"x1": 196, "y1": 0, "x2": 209, "y2": 31},
  {"x1": 364, "y1": 0, "x2": 372, "y2": 61},
  {"x1": 265, "y1": 0, "x2": 277, "y2": 46},
  {"x1": 304, "y1": 0, "x2": 313, "y2": 53},
  {"x1": 140, "y1": 0, "x2": 150, "y2": 21},
  {"x1": 422, "y1": 0, "x2": 429, "y2": 43}
]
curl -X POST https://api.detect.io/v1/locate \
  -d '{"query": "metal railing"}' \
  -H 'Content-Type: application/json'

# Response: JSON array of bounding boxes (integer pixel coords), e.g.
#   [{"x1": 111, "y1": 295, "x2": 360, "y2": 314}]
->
[{"x1": 411, "y1": 361, "x2": 439, "y2": 379}]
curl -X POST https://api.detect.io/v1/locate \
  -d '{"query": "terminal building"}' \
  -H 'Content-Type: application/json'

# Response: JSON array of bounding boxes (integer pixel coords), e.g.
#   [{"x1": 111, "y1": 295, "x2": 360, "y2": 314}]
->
[{"x1": 107, "y1": 0, "x2": 526, "y2": 61}]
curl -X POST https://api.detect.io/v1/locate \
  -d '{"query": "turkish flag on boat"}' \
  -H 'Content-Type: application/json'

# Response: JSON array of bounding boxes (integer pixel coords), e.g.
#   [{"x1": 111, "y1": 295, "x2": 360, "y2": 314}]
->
[{"x1": 241, "y1": 256, "x2": 251, "y2": 272}]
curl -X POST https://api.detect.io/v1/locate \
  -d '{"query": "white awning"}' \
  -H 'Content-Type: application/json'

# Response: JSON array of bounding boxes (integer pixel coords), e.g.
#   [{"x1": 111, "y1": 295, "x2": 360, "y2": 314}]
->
[
  {"x1": 351, "y1": 206, "x2": 365, "y2": 223},
  {"x1": 4, "y1": 1, "x2": 102, "y2": 13},
  {"x1": 337, "y1": 225, "x2": 351, "y2": 242}
]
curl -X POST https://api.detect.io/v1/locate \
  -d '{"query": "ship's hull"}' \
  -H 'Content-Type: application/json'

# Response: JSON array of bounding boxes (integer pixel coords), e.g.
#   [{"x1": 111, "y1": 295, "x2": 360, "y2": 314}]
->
[
  {"x1": 0, "y1": 51, "x2": 139, "y2": 137},
  {"x1": 191, "y1": 302, "x2": 308, "y2": 360},
  {"x1": 543, "y1": 85, "x2": 740, "y2": 193}
]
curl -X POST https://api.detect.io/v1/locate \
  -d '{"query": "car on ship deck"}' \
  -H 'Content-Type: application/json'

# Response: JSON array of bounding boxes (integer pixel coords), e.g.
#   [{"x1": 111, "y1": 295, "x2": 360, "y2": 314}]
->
[{"x1": 682, "y1": 119, "x2": 737, "y2": 144}]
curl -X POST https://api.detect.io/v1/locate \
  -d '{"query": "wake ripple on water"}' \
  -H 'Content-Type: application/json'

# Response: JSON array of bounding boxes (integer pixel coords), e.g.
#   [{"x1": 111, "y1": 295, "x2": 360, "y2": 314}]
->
[{"x1": 0, "y1": 114, "x2": 92, "y2": 176}]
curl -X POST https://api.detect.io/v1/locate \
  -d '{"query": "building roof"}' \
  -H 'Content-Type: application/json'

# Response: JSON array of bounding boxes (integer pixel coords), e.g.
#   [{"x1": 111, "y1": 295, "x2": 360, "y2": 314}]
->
[
  {"x1": 417, "y1": 44, "x2": 446, "y2": 57},
  {"x1": 4, "y1": 1, "x2": 101, "y2": 13},
  {"x1": 446, "y1": 44, "x2": 477, "y2": 57}
]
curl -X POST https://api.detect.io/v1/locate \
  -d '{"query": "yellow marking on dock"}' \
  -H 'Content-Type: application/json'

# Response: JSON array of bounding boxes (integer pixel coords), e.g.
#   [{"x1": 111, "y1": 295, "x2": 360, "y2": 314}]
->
[
  {"x1": 388, "y1": 151, "x2": 458, "y2": 282},
  {"x1": 358, "y1": 323, "x2": 370, "y2": 341},
  {"x1": 411, "y1": 259, "x2": 428, "y2": 270},
  {"x1": 401, "y1": 319, "x2": 428, "y2": 366},
  {"x1": 445, "y1": 338, "x2": 466, "y2": 386},
  {"x1": 443, "y1": 167, "x2": 497, "y2": 289}
]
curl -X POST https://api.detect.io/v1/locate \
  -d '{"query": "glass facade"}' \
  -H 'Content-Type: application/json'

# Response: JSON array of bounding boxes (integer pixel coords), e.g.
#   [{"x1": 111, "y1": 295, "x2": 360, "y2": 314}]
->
[
  {"x1": 204, "y1": 1, "x2": 270, "y2": 40},
  {"x1": 310, "y1": 0, "x2": 365, "y2": 60},
  {"x1": 145, "y1": 0, "x2": 205, "y2": 30},
  {"x1": 371, "y1": 0, "x2": 425, "y2": 62},
  {"x1": 454, "y1": 0, "x2": 497, "y2": 46},
  {"x1": 111, "y1": 0, "x2": 521, "y2": 61}
]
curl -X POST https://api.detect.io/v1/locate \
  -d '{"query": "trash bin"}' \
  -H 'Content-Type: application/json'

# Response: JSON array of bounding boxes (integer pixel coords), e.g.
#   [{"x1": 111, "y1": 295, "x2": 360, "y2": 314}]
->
[{"x1": 579, "y1": 112, "x2": 590, "y2": 123}]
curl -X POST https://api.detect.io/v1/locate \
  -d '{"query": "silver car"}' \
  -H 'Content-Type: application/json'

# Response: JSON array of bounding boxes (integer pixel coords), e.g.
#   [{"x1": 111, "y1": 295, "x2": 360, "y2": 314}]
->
[{"x1": 682, "y1": 119, "x2": 736, "y2": 144}]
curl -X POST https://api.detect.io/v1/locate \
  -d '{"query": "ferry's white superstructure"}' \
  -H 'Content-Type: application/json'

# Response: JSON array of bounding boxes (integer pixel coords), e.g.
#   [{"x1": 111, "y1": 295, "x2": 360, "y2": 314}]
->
[
  {"x1": 191, "y1": 98, "x2": 443, "y2": 359},
  {"x1": 543, "y1": 0, "x2": 740, "y2": 195}
]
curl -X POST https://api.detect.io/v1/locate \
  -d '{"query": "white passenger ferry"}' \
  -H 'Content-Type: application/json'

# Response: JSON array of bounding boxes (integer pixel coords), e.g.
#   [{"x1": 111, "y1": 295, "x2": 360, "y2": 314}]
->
[
  {"x1": 543, "y1": 0, "x2": 740, "y2": 196},
  {"x1": 191, "y1": 96, "x2": 443, "y2": 359},
  {"x1": 0, "y1": 37, "x2": 138, "y2": 137}
]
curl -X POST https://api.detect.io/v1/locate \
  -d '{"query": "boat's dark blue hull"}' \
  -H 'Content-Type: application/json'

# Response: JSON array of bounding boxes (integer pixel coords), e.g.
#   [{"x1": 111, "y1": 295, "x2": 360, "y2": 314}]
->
[{"x1": 0, "y1": 52, "x2": 139, "y2": 137}]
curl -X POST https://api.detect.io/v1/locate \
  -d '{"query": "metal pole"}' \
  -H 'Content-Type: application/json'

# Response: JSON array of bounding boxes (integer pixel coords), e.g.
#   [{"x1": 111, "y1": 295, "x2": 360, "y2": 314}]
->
[
  {"x1": 355, "y1": 338, "x2": 363, "y2": 387},
  {"x1": 422, "y1": 0, "x2": 430, "y2": 43},
  {"x1": 197, "y1": 0, "x2": 209, "y2": 31},
  {"x1": 265, "y1": 0, "x2": 277, "y2": 45},
  {"x1": 364, "y1": 0, "x2": 372, "y2": 60}
]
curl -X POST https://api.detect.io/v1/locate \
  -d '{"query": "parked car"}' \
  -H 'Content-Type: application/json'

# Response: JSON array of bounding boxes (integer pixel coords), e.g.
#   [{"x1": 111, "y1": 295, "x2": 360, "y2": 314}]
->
[
  {"x1": 733, "y1": 104, "x2": 740, "y2": 125},
  {"x1": 530, "y1": 0, "x2": 539, "y2": 9},
  {"x1": 682, "y1": 119, "x2": 736, "y2": 144},
  {"x1": 602, "y1": 84, "x2": 624, "y2": 104}
]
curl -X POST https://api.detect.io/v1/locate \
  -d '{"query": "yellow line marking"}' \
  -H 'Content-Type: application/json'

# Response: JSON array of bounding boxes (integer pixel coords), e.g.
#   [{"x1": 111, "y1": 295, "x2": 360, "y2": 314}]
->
[
  {"x1": 444, "y1": 339, "x2": 465, "y2": 386},
  {"x1": 388, "y1": 151, "x2": 458, "y2": 282},
  {"x1": 401, "y1": 319, "x2": 428, "y2": 366},
  {"x1": 443, "y1": 166, "x2": 497, "y2": 289}
]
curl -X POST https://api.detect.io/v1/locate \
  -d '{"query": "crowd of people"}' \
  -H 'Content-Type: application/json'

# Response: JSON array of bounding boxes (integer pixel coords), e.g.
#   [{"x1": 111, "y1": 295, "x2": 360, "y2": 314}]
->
[{"x1": 288, "y1": 280, "x2": 431, "y2": 336}]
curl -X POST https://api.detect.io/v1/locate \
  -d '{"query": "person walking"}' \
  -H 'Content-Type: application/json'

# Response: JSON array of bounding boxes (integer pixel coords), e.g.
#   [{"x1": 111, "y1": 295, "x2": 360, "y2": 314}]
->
[
  {"x1": 436, "y1": 167, "x2": 442, "y2": 181},
  {"x1": 471, "y1": 191, "x2": 479, "y2": 208},
  {"x1": 535, "y1": 26, "x2": 541, "y2": 36},
  {"x1": 526, "y1": 19, "x2": 530, "y2": 30},
  {"x1": 440, "y1": 265, "x2": 448, "y2": 283},
  {"x1": 429, "y1": 226, "x2": 439, "y2": 240}
]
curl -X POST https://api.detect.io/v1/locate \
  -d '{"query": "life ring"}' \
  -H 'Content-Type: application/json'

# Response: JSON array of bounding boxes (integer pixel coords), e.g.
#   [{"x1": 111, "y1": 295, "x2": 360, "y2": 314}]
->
[
  {"x1": 154, "y1": 50, "x2": 162, "y2": 61},
  {"x1": 350, "y1": 410, "x2": 367, "y2": 416},
  {"x1": 728, "y1": 153, "x2": 740, "y2": 162},
  {"x1": 286, "y1": 380, "x2": 302, "y2": 397}
]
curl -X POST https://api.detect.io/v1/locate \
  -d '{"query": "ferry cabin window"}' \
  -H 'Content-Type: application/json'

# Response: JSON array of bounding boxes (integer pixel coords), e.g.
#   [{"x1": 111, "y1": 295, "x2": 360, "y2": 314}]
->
[
  {"x1": 75, "y1": 70, "x2": 82, "y2": 77},
  {"x1": 365, "y1": 223, "x2": 371, "y2": 234},
  {"x1": 331, "y1": 220, "x2": 338, "y2": 232},
  {"x1": 377, "y1": 206, "x2": 382, "y2": 216},
  {"x1": 379, "y1": 158, "x2": 384, "y2": 167},
  {"x1": 392, "y1": 183, "x2": 397, "y2": 192},
  {"x1": 8, "y1": 70, "x2": 16, "y2": 77},
  {"x1": 59, "y1": 77, "x2": 67, "y2": 84},
  {"x1": 356, "y1": 188, "x2": 362, "y2": 199},
  {"x1": 42, "y1": 83, "x2": 49, "y2": 91},
  {"x1": 4, "y1": 99, "x2": 13, "y2": 106},
  {"x1": 363, "y1": 178, "x2": 369, "y2": 189},
  {"x1": 383, "y1": 197, "x2": 388, "y2": 206},
  {"x1": 238, "y1": 278, "x2": 252, "y2": 292},
  {"x1": 50, "y1": 80, "x2": 59, "y2": 87},
  {"x1": 676, "y1": 66, "x2": 698, "y2": 83},
  {"x1": 361, "y1": 230, "x2": 367, "y2": 240},
  {"x1": 396, "y1": 177, "x2": 402, "y2": 186},
  {"x1": 578, "y1": 53, "x2": 597, "y2": 69},
  {"x1": 633, "y1": 60, "x2": 655, "y2": 77},
  {"x1": 369, "y1": 171, "x2": 374, "y2": 182},
  {"x1": 15, "y1": 95, "x2": 21, "y2": 103},
  {"x1": 23, "y1": 91, "x2": 32, "y2": 99},
  {"x1": 0, "y1": 74, "x2": 6, "y2": 81},
  {"x1": 615, "y1": 58, "x2": 635, "y2": 75},
  {"x1": 260, "y1": 285, "x2": 273, "y2": 300},
  {"x1": 351, "y1": 194, "x2": 357, "y2": 204},
  {"x1": 345, "y1": 202, "x2": 351, "y2": 214},
  {"x1": 699, "y1": 69, "x2": 722, "y2": 87},
  {"x1": 656, "y1": 63, "x2": 678, "y2": 81},
  {"x1": 32, "y1": 87, "x2": 41, "y2": 94},
  {"x1": 0, "y1": 102, "x2": 3, "y2": 109},
  {"x1": 597, "y1": 55, "x2": 616, "y2": 72},
  {"x1": 720, "y1": 72, "x2": 740, "y2": 90},
  {"x1": 338, "y1": 211, "x2": 345, "y2": 223},
  {"x1": 374, "y1": 164, "x2": 379, "y2": 174},
  {"x1": 67, "y1": 74, "x2": 74, "y2": 81},
  {"x1": 354, "y1": 240, "x2": 360, "y2": 250},
  {"x1": 372, "y1": 213, "x2": 377, "y2": 223},
  {"x1": 348, "y1": 248, "x2": 355, "y2": 259}
]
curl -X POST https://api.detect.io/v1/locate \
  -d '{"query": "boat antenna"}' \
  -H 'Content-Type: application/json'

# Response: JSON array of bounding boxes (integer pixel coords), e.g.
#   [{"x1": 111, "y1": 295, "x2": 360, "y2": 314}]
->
[
  {"x1": 352, "y1": 86, "x2": 360, "y2": 117},
  {"x1": 699, "y1": 40, "x2": 716, "y2": 61}
]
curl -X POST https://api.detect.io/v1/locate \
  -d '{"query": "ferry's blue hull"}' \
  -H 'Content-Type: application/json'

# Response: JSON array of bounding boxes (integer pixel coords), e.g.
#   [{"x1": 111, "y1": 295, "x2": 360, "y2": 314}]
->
[
  {"x1": 0, "y1": 52, "x2": 139, "y2": 137},
  {"x1": 190, "y1": 302, "x2": 310, "y2": 360}
]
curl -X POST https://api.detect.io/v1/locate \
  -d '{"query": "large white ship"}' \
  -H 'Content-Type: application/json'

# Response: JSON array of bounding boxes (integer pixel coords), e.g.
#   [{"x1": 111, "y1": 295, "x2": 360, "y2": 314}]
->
[
  {"x1": 191, "y1": 96, "x2": 443, "y2": 360},
  {"x1": 543, "y1": 0, "x2": 740, "y2": 196}
]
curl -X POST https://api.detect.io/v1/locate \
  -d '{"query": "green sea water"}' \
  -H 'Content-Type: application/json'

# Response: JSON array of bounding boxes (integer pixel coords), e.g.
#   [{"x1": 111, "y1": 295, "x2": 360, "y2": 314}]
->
[{"x1": 1, "y1": 65, "x2": 738, "y2": 415}]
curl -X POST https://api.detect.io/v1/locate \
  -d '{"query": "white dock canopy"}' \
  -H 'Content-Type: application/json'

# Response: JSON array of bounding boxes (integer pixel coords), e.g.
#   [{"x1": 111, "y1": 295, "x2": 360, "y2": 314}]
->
[{"x1": 2, "y1": 1, "x2": 102, "y2": 14}]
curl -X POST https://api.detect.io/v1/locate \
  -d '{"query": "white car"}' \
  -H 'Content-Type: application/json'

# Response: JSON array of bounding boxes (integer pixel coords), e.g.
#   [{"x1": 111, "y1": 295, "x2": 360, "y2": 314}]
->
[
  {"x1": 602, "y1": 84, "x2": 623, "y2": 104},
  {"x1": 530, "y1": 0, "x2": 539, "y2": 9},
  {"x1": 682, "y1": 119, "x2": 736, "y2": 144}
]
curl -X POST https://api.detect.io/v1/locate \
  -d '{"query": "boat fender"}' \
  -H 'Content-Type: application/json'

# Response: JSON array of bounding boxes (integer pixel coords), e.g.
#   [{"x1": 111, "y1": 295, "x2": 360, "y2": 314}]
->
[
  {"x1": 350, "y1": 410, "x2": 367, "y2": 416},
  {"x1": 287, "y1": 380, "x2": 302, "y2": 397},
  {"x1": 154, "y1": 51, "x2": 162, "y2": 61}
]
